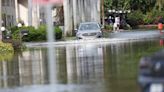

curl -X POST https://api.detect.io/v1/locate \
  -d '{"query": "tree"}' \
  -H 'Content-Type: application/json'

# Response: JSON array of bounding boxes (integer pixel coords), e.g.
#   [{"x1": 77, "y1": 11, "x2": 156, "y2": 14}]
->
[
  {"x1": 64, "y1": 0, "x2": 101, "y2": 37},
  {"x1": 63, "y1": 0, "x2": 73, "y2": 36},
  {"x1": 104, "y1": 0, "x2": 157, "y2": 13},
  {"x1": 154, "y1": 0, "x2": 164, "y2": 11}
]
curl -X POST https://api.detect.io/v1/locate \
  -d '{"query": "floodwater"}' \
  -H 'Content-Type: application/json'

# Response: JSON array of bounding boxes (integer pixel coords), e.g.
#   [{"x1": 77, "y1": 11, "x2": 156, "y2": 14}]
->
[{"x1": 0, "y1": 38, "x2": 163, "y2": 92}]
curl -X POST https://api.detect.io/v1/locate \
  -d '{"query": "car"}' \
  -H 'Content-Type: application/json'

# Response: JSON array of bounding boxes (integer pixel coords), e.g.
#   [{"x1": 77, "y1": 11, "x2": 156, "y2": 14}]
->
[
  {"x1": 138, "y1": 49, "x2": 164, "y2": 92},
  {"x1": 76, "y1": 22, "x2": 102, "y2": 39}
]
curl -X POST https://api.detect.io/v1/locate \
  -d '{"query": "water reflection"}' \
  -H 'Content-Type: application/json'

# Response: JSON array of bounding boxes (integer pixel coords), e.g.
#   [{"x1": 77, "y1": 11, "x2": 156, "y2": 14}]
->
[
  {"x1": 0, "y1": 39, "x2": 162, "y2": 92},
  {"x1": 0, "y1": 48, "x2": 48, "y2": 88},
  {"x1": 160, "y1": 39, "x2": 164, "y2": 46}
]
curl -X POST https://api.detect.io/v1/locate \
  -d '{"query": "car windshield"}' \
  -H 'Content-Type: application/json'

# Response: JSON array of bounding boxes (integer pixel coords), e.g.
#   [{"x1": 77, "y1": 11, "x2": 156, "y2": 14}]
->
[{"x1": 79, "y1": 23, "x2": 100, "y2": 31}]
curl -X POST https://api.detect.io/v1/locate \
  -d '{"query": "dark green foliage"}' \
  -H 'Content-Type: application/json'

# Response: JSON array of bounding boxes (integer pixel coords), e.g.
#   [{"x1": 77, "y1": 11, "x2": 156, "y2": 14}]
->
[
  {"x1": 125, "y1": 10, "x2": 164, "y2": 28},
  {"x1": 144, "y1": 11, "x2": 164, "y2": 24},
  {"x1": 104, "y1": 24, "x2": 113, "y2": 31},
  {"x1": 0, "y1": 42, "x2": 14, "y2": 61},
  {"x1": 104, "y1": 0, "x2": 157, "y2": 14},
  {"x1": 23, "y1": 26, "x2": 44, "y2": 42},
  {"x1": 104, "y1": 0, "x2": 164, "y2": 28},
  {"x1": 127, "y1": 11, "x2": 144, "y2": 28},
  {"x1": 54, "y1": 26, "x2": 63, "y2": 39},
  {"x1": 10, "y1": 26, "x2": 19, "y2": 34},
  {"x1": 11, "y1": 25, "x2": 62, "y2": 42}
]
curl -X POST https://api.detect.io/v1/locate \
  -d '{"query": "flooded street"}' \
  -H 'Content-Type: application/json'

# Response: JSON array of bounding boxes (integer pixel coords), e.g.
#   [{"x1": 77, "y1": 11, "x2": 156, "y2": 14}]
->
[{"x1": 0, "y1": 38, "x2": 163, "y2": 92}]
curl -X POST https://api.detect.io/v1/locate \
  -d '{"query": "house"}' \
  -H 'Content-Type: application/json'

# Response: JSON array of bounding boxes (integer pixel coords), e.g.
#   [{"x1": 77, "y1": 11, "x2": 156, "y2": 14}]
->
[{"x1": 2, "y1": 0, "x2": 17, "y2": 27}]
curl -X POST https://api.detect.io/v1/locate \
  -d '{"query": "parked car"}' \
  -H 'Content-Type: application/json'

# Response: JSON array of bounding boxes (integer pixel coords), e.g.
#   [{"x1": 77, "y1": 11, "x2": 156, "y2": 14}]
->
[
  {"x1": 76, "y1": 22, "x2": 102, "y2": 39},
  {"x1": 138, "y1": 49, "x2": 164, "y2": 92}
]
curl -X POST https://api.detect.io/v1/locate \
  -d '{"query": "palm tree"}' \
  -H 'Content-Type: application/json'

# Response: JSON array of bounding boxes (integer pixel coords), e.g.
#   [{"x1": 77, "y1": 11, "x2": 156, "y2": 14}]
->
[{"x1": 155, "y1": 0, "x2": 164, "y2": 11}]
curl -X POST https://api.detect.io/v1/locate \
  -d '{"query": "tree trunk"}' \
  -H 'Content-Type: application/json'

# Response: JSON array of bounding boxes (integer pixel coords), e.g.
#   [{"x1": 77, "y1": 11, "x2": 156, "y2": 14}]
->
[
  {"x1": 73, "y1": 0, "x2": 78, "y2": 29},
  {"x1": 55, "y1": 7, "x2": 64, "y2": 26},
  {"x1": 64, "y1": 0, "x2": 101, "y2": 37},
  {"x1": 64, "y1": 0, "x2": 74, "y2": 36},
  {"x1": 155, "y1": 0, "x2": 164, "y2": 11},
  {"x1": 32, "y1": 3, "x2": 40, "y2": 28}
]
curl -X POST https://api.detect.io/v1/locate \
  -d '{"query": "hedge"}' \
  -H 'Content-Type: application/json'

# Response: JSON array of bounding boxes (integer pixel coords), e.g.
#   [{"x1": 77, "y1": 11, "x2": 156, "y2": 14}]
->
[{"x1": 11, "y1": 25, "x2": 63, "y2": 42}]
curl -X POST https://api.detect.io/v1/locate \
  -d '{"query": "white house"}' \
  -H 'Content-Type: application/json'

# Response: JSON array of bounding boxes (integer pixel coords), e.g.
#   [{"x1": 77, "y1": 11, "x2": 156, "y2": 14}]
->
[{"x1": 2, "y1": 0, "x2": 17, "y2": 27}]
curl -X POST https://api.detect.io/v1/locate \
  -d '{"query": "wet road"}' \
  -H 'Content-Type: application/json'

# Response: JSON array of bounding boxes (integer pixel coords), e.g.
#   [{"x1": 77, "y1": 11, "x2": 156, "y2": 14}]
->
[
  {"x1": 0, "y1": 36, "x2": 163, "y2": 92},
  {"x1": 0, "y1": 40, "x2": 163, "y2": 92},
  {"x1": 26, "y1": 30, "x2": 161, "y2": 47}
]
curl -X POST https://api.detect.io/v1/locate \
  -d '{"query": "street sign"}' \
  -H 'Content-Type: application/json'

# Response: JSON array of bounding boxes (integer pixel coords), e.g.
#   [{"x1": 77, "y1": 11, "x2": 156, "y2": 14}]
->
[{"x1": 33, "y1": 0, "x2": 63, "y2": 5}]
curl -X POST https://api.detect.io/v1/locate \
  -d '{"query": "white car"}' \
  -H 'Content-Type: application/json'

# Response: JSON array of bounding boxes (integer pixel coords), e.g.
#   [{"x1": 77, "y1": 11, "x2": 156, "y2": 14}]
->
[{"x1": 76, "y1": 22, "x2": 102, "y2": 39}]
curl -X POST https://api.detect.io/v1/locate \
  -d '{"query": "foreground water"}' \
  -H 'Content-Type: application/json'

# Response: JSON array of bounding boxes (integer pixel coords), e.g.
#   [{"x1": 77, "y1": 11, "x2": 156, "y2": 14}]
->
[{"x1": 0, "y1": 38, "x2": 163, "y2": 92}]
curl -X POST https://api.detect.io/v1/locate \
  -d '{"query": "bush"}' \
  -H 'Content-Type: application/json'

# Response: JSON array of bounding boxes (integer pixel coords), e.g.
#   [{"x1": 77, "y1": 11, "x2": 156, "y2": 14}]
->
[
  {"x1": 54, "y1": 26, "x2": 62, "y2": 39},
  {"x1": 144, "y1": 12, "x2": 155, "y2": 24},
  {"x1": 0, "y1": 41, "x2": 14, "y2": 53},
  {"x1": 144, "y1": 11, "x2": 164, "y2": 24},
  {"x1": 10, "y1": 26, "x2": 19, "y2": 34},
  {"x1": 127, "y1": 11, "x2": 144, "y2": 28},
  {"x1": 0, "y1": 42, "x2": 14, "y2": 61},
  {"x1": 11, "y1": 25, "x2": 62, "y2": 42},
  {"x1": 23, "y1": 26, "x2": 46, "y2": 42},
  {"x1": 11, "y1": 26, "x2": 36, "y2": 41},
  {"x1": 104, "y1": 24, "x2": 113, "y2": 31}
]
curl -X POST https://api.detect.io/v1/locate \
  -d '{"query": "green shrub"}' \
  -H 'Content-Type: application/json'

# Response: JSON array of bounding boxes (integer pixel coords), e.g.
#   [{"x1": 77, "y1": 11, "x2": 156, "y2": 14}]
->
[
  {"x1": 11, "y1": 25, "x2": 62, "y2": 42},
  {"x1": 0, "y1": 42, "x2": 14, "y2": 61},
  {"x1": 144, "y1": 11, "x2": 164, "y2": 24},
  {"x1": 10, "y1": 26, "x2": 19, "y2": 34},
  {"x1": 0, "y1": 42, "x2": 14, "y2": 53},
  {"x1": 22, "y1": 26, "x2": 46, "y2": 42},
  {"x1": 54, "y1": 26, "x2": 62, "y2": 39},
  {"x1": 127, "y1": 11, "x2": 144, "y2": 28},
  {"x1": 104, "y1": 24, "x2": 113, "y2": 31},
  {"x1": 144, "y1": 12, "x2": 155, "y2": 24},
  {"x1": 11, "y1": 26, "x2": 36, "y2": 41}
]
